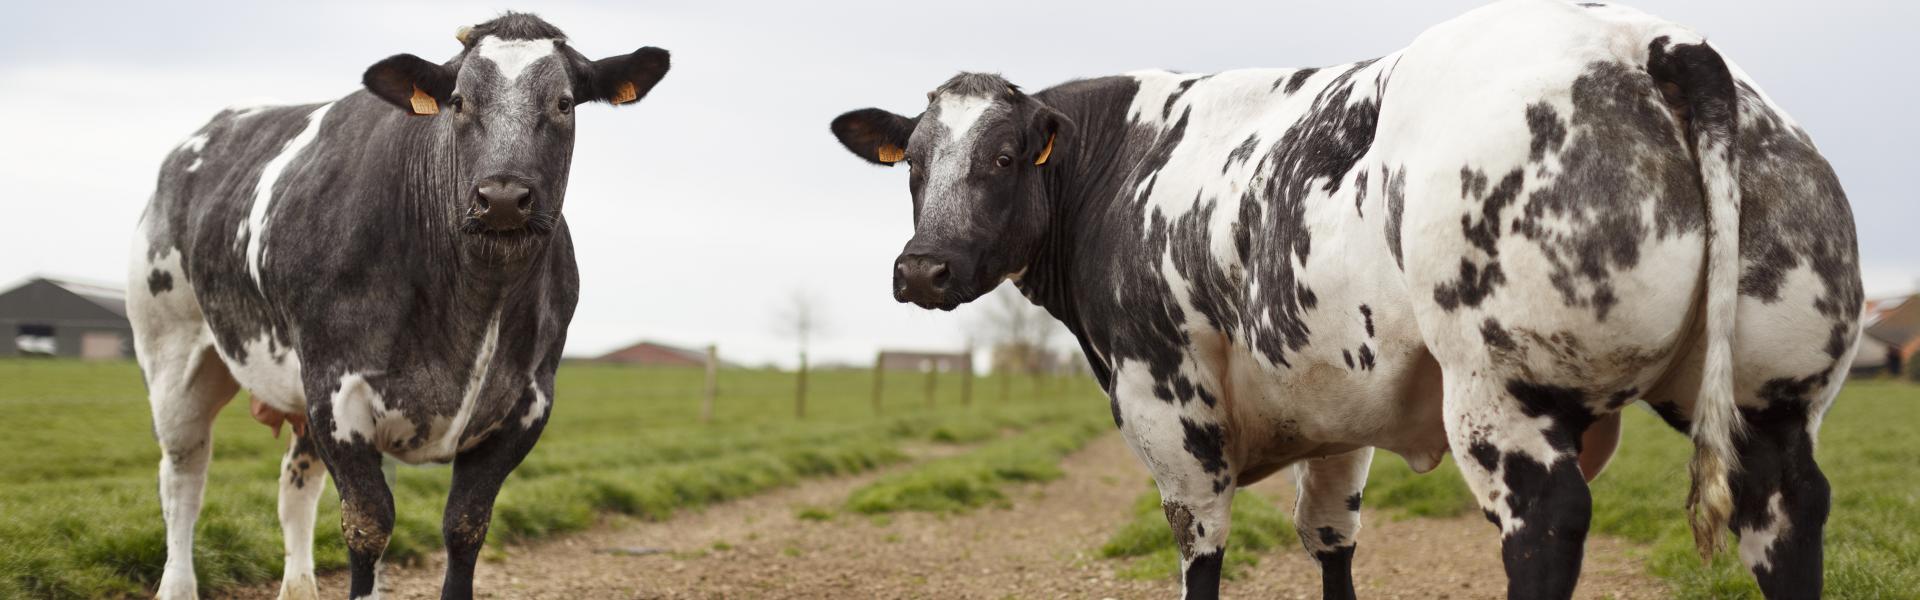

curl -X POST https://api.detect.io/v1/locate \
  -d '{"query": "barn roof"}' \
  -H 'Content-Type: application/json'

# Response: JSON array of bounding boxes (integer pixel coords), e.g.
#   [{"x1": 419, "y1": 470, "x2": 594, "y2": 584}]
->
[
  {"x1": 1864, "y1": 292, "x2": 1920, "y2": 348},
  {"x1": 0, "y1": 276, "x2": 129, "y2": 325}
]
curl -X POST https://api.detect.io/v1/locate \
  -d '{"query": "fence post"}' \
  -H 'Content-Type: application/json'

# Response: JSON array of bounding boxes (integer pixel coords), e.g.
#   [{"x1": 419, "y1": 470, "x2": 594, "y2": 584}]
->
[
  {"x1": 701, "y1": 344, "x2": 718, "y2": 423},
  {"x1": 960, "y1": 347, "x2": 974, "y2": 406},
  {"x1": 923, "y1": 362, "x2": 937, "y2": 407},
  {"x1": 871, "y1": 351, "x2": 886, "y2": 414},
  {"x1": 796, "y1": 349, "x2": 809, "y2": 419}
]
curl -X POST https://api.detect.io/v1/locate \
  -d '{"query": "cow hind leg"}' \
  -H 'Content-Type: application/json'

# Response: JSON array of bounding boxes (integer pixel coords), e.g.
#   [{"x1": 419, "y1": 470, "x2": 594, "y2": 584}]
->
[
  {"x1": 1729, "y1": 381, "x2": 1835, "y2": 599},
  {"x1": 1291, "y1": 447, "x2": 1373, "y2": 600},
  {"x1": 146, "y1": 344, "x2": 240, "y2": 600},
  {"x1": 276, "y1": 432, "x2": 328, "y2": 600},
  {"x1": 440, "y1": 384, "x2": 551, "y2": 600},
  {"x1": 1443, "y1": 371, "x2": 1599, "y2": 600}
]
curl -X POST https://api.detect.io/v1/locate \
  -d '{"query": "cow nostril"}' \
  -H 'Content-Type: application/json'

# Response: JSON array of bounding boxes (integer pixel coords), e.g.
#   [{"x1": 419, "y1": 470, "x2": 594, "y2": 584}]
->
[{"x1": 929, "y1": 264, "x2": 950, "y2": 287}]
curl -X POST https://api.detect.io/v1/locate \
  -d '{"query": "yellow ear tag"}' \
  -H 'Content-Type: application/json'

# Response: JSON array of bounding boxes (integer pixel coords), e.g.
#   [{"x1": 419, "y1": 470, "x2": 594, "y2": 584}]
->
[
  {"x1": 1034, "y1": 133, "x2": 1055, "y2": 165},
  {"x1": 876, "y1": 144, "x2": 906, "y2": 164},
  {"x1": 409, "y1": 86, "x2": 439, "y2": 115},
  {"x1": 611, "y1": 81, "x2": 639, "y2": 105}
]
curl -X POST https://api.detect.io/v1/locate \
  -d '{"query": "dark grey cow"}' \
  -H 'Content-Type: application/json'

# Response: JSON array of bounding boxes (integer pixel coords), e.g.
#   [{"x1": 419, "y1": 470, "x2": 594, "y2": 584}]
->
[
  {"x1": 831, "y1": 1, "x2": 1858, "y2": 598},
  {"x1": 129, "y1": 13, "x2": 668, "y2": 599}
]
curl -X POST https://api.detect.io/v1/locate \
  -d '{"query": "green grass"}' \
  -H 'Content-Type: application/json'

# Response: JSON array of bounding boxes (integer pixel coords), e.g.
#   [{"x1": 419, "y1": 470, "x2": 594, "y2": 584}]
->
[
  {"x1": 0, "y1": 359, "x2": 1103, "y2": 599},
  {"x1": 1099, "y1": 485, "x2": 1295, "y2": 582},
  {"x1": 844, "y1": 411, "x2": 1110, "y2": 514},
  {"x1": 1360, "y1": 379, "x2": 1920, "y2": 598}
]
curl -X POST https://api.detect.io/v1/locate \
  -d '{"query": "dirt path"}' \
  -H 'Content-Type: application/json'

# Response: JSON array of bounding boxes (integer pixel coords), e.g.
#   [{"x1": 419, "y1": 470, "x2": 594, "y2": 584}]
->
[{"x1": 243, "y1": 435, "x2": 1665, "y2": 599}]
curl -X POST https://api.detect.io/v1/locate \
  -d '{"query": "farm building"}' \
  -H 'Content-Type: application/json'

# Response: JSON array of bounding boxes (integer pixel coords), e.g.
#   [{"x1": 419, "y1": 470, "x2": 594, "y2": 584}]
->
[
  {"x1": 0, "y1": 276, "x2": 133, "y2": 360},
  {"x1": 875, "y1": 349, "x2": 973, "y2": 373},
  {"x1": 591, "y1": 340, "x2": 730, "y2": 368},
  {"x1": 1857, "y1": 292, "x2": 1920, "y2": 380}
]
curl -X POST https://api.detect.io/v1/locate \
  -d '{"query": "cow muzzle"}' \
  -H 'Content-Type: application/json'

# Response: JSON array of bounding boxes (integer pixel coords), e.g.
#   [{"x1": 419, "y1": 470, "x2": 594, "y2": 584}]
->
[
  {"x1": 468, "y1": 178, "x2": 534, "y2": 232},
  {"x1": 894, "y1": 254, "x2": 957, "y2": 310}
]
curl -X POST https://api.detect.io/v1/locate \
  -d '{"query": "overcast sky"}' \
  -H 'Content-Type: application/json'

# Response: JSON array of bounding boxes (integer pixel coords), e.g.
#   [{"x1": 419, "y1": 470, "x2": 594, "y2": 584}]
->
[{"x1": 3, "y1": 1, "x2": 1914, "y2": 367}]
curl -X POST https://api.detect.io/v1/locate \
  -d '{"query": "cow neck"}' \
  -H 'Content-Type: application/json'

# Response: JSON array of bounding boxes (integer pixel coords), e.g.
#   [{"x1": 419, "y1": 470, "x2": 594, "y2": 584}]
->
[{"x1": 1018, "y1": 79, "x2": 1139, "y2": 346}]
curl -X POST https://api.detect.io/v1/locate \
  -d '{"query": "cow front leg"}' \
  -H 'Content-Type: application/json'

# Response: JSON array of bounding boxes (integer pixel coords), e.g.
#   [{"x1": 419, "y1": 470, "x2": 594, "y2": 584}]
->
[
  {"x1": 1110, "y1": 366, "x2": 1235, "y2": 600},
  {"x1": 1443, "y1": 372, "x2": 1596, "y2": 600},
  {"x1": 308, "y1": 377, "x2": 394, "y2": 600},
  {"x1": 1292, "y1": 447, "x2": 1373, "y2": 600},
  {"x1": 315, "y1": 439, "x2": 392, "y2": 600},
  {"x1": 440, "y1": 382, "x2": 552, "y2": 600}
]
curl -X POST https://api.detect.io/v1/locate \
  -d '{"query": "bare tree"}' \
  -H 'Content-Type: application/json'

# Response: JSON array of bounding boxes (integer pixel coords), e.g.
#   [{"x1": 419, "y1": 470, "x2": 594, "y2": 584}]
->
[{"x1": 774, "y1": 289, "x2": 825, "y2": 418}]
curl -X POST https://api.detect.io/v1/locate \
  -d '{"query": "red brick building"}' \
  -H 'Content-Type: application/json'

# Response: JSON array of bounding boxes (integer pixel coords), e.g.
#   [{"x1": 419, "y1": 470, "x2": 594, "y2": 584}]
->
[{"x1": 591, "y1": 341, "x2": 714, "y2": 368}]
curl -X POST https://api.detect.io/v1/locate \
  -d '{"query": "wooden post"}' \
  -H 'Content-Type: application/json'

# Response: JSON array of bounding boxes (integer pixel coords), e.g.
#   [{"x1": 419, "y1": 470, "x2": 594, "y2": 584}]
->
[
  {"x1": 960, "y1": 347, "x2": 974, "y2": 406},
  {"x1": 871, "y1": 351, "x2": 886, "y2": 414},
  {"x1": 1000, "y1": 366, "x2": 1012, "y2": 403},
  {"x1": 795, "y1": 349, "x2": 808, "y2": 419},
  {"x1": 701, "y1": 344, "x2": 718, "y2": 423},
  {"x1": 923, "y1": 361, "x2": 937, "y2": 408}
]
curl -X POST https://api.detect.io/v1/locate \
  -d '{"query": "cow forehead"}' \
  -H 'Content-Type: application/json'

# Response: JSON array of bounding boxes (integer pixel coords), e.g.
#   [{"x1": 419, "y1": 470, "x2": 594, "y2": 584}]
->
[
  {"x1": 473, "y1": 36, "x2": 559, "y2": 82},
  {"x1": 933, "y1": 94, "x2": 996, "y2": 135}
]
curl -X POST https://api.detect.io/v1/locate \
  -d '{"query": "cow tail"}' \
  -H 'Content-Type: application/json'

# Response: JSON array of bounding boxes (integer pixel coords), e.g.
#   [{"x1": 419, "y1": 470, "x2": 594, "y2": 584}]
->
[{"x1": 1649, "y1": 35, "x2": 1743, "y2": 563}]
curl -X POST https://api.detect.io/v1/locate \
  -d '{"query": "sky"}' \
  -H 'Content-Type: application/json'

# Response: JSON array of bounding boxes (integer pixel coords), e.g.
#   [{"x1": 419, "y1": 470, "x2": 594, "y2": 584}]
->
[{"x1": 2, "y1": 1, "x2": 1915, "y2": 367}]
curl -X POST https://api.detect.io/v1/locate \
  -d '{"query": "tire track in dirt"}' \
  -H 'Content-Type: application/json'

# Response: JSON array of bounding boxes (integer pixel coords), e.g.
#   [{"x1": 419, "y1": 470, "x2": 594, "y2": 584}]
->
[{"x1": 242, "y1": 434, "x2": 1666, "y2": 598}]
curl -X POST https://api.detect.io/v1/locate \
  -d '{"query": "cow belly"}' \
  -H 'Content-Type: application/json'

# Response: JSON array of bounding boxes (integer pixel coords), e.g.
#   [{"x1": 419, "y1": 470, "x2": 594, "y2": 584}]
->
[{"x1": 213, "y1": 331, "x2": 307, "y2": 415}]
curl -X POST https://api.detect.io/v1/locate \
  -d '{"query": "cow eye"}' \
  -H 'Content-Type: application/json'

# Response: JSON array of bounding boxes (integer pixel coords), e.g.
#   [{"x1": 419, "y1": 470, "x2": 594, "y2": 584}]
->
[
  {"x1": 995, "y1": 155, "x2": 1013, "y2": 168},
  {"x1": 450, "y1": 95, "x2": 465, "y2": 113},
  {"x1": 557, "y1": 97, "x2": 573, "y2": 113}
]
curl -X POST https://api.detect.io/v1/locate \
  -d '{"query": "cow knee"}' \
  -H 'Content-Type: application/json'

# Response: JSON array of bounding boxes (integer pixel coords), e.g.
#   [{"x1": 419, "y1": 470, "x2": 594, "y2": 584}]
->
[{"x1": 1147, "y1": 465, "x2": 1234, "y2": 597}]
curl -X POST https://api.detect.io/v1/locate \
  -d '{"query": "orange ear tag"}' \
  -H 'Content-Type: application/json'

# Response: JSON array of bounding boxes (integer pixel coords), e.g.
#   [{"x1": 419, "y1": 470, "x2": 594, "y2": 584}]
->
[
  {"x1": 611, "y1": 81, "x2": 639, "y2": 104},
  {"x1": 409, "y1": 86, "x2": 439, "y2": 115},
  {"x1": 876, "y1": 144, "x2": 906, "y2": 164},
  {"x1": 1034, "y1": 133, "x2": 1055, "y2": 165}
]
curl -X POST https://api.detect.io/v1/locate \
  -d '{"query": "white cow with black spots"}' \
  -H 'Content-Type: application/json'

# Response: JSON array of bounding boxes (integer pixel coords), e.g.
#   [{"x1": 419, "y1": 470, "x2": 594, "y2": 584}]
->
[{"x1": 829, "y1": 1, "x2": 1858, "y2": 598}]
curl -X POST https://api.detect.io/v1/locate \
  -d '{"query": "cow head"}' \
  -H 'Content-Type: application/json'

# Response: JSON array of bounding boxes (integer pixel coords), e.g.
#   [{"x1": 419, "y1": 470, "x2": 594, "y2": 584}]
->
[
  {"x1": 360, "y1": 13, "x2": 669, "y2": 244},
  {"x1": 831, "y1": 73, "x2": 1069, "y2": 310}
]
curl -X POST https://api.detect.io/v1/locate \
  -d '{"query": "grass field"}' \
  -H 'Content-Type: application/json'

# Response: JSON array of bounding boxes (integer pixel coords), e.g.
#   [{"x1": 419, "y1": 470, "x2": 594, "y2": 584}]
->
[
  {"x1": 1362, "y1": 379, "x2": 1920, "y2": 598},
  {"x1": 4, "y1": 359, "x2": 1915, "y2": 599},
  {"x1": 0, "y1": 359, "x2": 1104, "y2": 599}
]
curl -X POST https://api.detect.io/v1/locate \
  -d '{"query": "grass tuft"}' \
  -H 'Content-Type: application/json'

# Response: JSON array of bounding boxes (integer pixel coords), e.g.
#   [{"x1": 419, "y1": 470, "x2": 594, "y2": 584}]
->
[
  {"x1": 1099, "y1": 485, "x2": 1294, "y2": 582},
  {"x1": 846, "y1": 415, "x2": 1108, "y2": 514}
]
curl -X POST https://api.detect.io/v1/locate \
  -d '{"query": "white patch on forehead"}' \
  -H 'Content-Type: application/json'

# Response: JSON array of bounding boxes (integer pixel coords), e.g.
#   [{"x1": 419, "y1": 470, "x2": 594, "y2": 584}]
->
[
  {"x1": 934, "y1": 94, "x2": 994, "y2": 136},
  {"x1": 475, "y1": 37, "x2": 558, "y2": 81},
  {"x1": 917, "y1": 94, "x2": 998, "y2": 231}
]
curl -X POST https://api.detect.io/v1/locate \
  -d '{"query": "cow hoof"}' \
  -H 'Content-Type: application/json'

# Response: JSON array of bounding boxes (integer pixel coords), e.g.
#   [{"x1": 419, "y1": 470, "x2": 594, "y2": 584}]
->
[{"x1": 277, "y1": 573, "x2": 319, "y2": 600}]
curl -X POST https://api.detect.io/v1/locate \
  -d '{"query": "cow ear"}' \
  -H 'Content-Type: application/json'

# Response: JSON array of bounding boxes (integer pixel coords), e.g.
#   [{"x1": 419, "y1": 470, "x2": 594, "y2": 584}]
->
[
  {"x1": 363, "y1": 54, "x2": 454, "y2": 116},
  {"x1": 1028, "y1": 105, "x2": 1071, "y2": 167},
  {"x1": 586, "y1": 47, "x2": 670, "y2": 105},
  {"x1": 831, "y1": 108, "x2": 918, "y2": 166}
]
